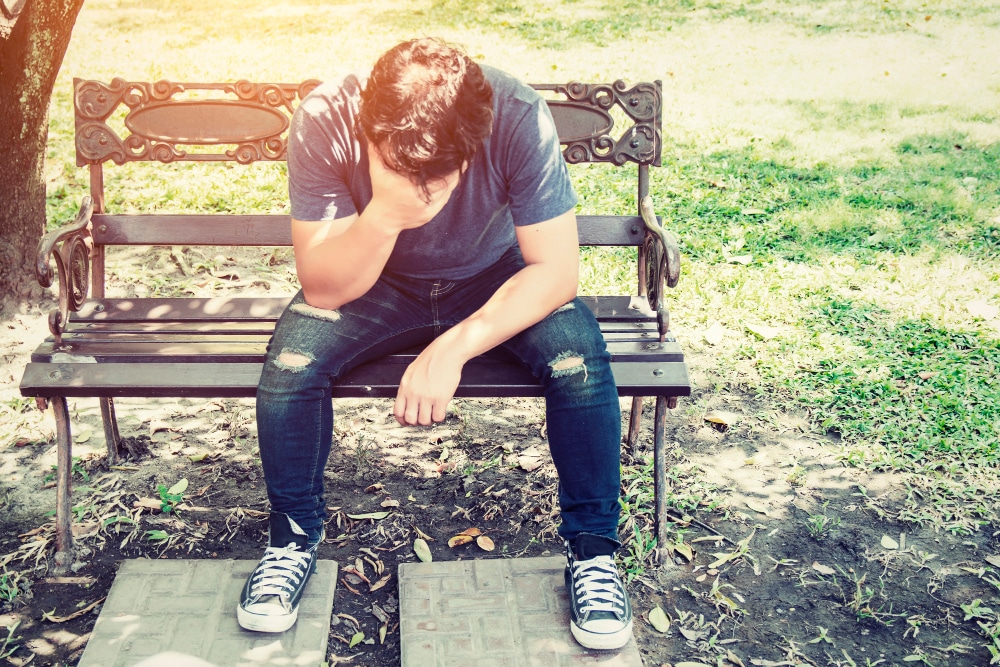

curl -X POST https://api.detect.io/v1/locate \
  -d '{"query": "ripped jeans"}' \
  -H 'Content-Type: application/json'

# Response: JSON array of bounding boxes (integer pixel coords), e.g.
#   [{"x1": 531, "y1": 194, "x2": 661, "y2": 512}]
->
[{"x1": 256, "y1": 246, "x2": 622, "y2": 544}]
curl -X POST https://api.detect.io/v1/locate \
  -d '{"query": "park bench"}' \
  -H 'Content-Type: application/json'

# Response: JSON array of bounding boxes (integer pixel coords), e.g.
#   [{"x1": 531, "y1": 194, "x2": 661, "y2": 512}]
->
[{"x1": 19, "y1": 77, "x2": 690, "y2": 569}]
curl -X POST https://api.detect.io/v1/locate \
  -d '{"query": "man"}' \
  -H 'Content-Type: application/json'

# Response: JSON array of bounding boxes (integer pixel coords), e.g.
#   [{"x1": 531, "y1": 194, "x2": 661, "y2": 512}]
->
[{"x1": 237, "y1": 37, "x2": 633, "y2": 650}]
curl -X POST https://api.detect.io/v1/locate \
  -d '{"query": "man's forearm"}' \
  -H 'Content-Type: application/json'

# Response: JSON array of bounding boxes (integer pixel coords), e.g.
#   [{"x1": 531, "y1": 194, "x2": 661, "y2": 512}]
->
[
  {"x1": 295, "y1": 213, "x2": 399, "y2": 311},
  {"x1": 430, "y1": 262, "x2": 577, "y2": 364}
]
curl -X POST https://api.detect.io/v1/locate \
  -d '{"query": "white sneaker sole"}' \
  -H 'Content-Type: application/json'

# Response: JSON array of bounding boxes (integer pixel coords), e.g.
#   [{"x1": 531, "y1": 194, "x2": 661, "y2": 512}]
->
[
  {"x1": 237, "y1": 605, "x2": 299, "y2": 633},
  {"x1": 570, "y1": 619, "x2": 633, "y2": 650}
]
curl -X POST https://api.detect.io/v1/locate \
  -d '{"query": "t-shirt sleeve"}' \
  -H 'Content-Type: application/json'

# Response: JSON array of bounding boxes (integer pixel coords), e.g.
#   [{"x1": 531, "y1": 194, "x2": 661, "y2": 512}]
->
[
  {"x1": 287, "y1": 84, "x2": 359, "y2": 221},
  {"x1": 504, "y1": 96, "x2": 578, "y2": 226}
]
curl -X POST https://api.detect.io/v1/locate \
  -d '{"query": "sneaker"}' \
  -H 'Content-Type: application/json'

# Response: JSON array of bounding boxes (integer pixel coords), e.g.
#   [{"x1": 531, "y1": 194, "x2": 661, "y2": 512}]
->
[
  {"x1": 237, "y1": 512, "x2": 321, "y2": 632},
  {"x1": 564, "y1": 533, "x2": 634, "y2": 650}
]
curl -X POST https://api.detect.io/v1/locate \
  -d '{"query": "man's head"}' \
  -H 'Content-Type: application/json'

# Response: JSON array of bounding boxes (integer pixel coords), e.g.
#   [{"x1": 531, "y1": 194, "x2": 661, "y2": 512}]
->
[{"x1": 358, "y1": 38, "x2": 494, "y2": 198}]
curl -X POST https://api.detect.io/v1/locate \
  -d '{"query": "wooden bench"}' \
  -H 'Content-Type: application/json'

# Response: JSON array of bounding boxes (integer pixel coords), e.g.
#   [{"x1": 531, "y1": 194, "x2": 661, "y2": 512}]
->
[{"x1": 20, "y1": 77, "x2": 690, "y2": 569}]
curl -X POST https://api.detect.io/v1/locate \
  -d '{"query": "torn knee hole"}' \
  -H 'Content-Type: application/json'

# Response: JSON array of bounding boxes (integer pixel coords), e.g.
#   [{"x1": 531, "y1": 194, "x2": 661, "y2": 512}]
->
[
  {"x1": 274, "y1": 350, "x2": 313, "y2": 371},
  {"x1": 549, "y1": 353, "x2": 588, "y2": 381},
  {"x1": 290, "y1": 303, "x2": 342, "y2": 322}
]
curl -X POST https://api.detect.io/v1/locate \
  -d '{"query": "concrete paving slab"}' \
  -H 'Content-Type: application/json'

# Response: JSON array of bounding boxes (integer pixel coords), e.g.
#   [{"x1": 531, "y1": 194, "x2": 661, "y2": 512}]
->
[
  {"x1": 78, "y1": 559, "x2": 338, "y2": 667},
  {"x1": 399, "y1": 556, "x2": 643, "y2": 667}
]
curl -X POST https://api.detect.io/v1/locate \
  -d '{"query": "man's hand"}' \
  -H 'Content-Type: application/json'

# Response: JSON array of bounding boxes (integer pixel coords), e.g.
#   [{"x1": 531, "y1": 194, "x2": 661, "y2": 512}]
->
[
  {"x1": 393, "y1": 343, "x2": 464, "y2": 426},
  {"x1": 367, "y1": 143, "x2": 461, "y2": 233}
]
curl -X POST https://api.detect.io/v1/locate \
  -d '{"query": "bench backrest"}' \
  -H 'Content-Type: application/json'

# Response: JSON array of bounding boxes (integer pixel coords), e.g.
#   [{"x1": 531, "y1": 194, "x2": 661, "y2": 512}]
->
[{"x1": 74, "y1": 78, "x2": 662, "y2": 296}]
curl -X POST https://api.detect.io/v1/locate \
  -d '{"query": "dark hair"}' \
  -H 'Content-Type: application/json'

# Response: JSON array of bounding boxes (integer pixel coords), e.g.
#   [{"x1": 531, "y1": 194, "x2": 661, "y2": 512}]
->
[{"x1": 358, "y1": 38, "x2": 494, "y2": 199}]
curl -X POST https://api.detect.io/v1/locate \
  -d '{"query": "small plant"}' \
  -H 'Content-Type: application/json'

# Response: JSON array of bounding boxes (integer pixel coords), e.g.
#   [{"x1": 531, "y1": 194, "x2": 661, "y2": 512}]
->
[
  {"x1": 805, "y1": 502, "x2": 841, "y2": 540},
  {"x1": 156, "y1": 478, "x2": 188, "y2": 514},
  {"x1": 43, "y1": 456, "x2": 89, "y2": 484},
  {"x1": 0, "y1": 621, "x2": 21, "y2": 660},
  {"x1": 145, "y1": 529, "x2": 170, "y2": 543},
  {"x1": 0, "y1": 568, "x2": 24, "y2": 604}
]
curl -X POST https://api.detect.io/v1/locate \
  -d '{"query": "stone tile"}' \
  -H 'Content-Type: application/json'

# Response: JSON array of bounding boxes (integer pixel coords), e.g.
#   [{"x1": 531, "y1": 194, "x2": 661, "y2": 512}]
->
[
  {"x1": 398, "y1": 556, "x2": 643, "y2": 667},
  {"x1": 78, "y1": 559, "x2": 337, "y2": 667}
]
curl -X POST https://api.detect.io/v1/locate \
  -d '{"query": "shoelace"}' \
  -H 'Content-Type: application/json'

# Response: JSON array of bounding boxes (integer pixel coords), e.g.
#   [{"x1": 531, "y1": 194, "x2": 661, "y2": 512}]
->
[
  {"x1": 570, "y1": 555, "x2": 626, "y2": 615},
  {"x1": 248, "y1": 544, "x2": 311, "y2": 608}
]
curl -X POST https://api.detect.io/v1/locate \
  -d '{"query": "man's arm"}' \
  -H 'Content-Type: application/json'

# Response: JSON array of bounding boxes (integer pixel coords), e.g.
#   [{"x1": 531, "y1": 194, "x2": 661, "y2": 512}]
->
[
  {"x1": 394, "y1": 209, "x2": 579, "y2": 425},
  {"x1": 292, "y1": 143, "x2": 461, "y2": 310}
]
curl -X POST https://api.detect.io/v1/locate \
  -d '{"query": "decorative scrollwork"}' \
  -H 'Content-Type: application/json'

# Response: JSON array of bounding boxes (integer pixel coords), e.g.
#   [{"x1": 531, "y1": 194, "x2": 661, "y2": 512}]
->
[
  {"x1": 535, "y1": 80, "x2": 662, "y2": 166},
  {"x1": 74, "y1": 79, "x2": 318, "y2": 164},
  {"x1": 36, "y1": 198, "x2": 94, "y2": 346}
]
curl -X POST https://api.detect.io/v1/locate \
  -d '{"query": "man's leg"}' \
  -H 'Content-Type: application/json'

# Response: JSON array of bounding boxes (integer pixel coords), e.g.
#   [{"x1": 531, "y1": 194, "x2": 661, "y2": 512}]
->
[
  {"x1": 502, "y1": 298, "x2": 633, "y2": 650},
  {"x1": 241, "y1": 279, "x2": 434, "y2": 632}
]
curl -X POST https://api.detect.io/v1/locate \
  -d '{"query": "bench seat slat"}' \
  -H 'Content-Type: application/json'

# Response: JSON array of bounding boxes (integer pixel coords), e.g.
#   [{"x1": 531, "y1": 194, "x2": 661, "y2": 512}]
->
[
  {"x1": 92, "y1": 214, "x2": 646, "y2": 247},
  {"x1": 72, "y1": 295, "x2": 656, "y2": 323},
  {"x1": 33, "y1": 338, "x2": 684, "y2": 364},
  {"x1": 21, "y1": 361, "x2": 691, "y2": 399}
]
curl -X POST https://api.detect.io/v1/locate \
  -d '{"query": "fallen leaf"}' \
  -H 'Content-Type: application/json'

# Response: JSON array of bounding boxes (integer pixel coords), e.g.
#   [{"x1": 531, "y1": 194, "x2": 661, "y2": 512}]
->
[
  {"x1": 812, "y1": 562, "x2": 835, "y2": 576},
  {"x1": 673, "y1": 542, "x2": 694, "y2": 562},
  {"x1": 134, "y1": 497, "x2": 163, "y2": 511},
  {"x1": 41, "y1": 597, "x2": 106, "y2": 623},
  {"x1": 745, "y1": 500, "x2": 769, "y2": 515},
  {"x1": 740, "y1": 208, "x2": 766, "y2": 215},
  {"x1": 379, "y1": 624, "x2": 387, "y2": 644},
  {"x1": 348, "y1": 631, "x2": 365, "y2": 648},
  {"x1": 74, "y1": 427, "x2": 92, "y2": 444},
  {"x1": 370, "y1": 604, "x2": 389, "y2": 624},
  {"x1": 696, "y1": 573, "x2": 707, "y2": 582},
  {"x1": 413, "y1": 538, "x2": 432, "y2": 563},
  {"x1": 728, "y1": 254, "x2": 753, "y2": 265},
  {"x1": 364, "y1": 483, "x2": 384, "y2": 493},
  {"x1": 745, "y1": 322, "x2": 780, "y2": 340},
  {"x1": 459, "y1": 527, "x2": 483, "y2": 537},
  {"x1": 727, "y1": 649, "x2": 746, "y2": 667},
  {"x1": 149, "y1": 420, "x2": 173, "y2": 435},
  {"x1": 917, "y1": 371, "x2": 938, "y2": 380},
  {"x1": 705, "y1": 410, "x2": 740, "y2": 426},
  {"x1": 167, "y1": 478, "x2": 188, "y2": 496},
  {"x1": 678, "y1": 627, "x2": 704, "y2": 641},
  {"x1": 476, "y1": 535, "x2": 495, "y2": 551},
  {"x1": 347, "y1": 511, "x2": 390, "y2": 521},
  {"x1": 370, "y1": 574, "x2": 392, "y2": 592},
  {"x1": 380, "y1": 498, "x2": 400, "y2": 508},
  {"x1": 518, "y1": 453, "x2": 543, "y2": 472},
  {"x1": 412, "y1": 525, "x2": 434, "y2": 541},
  {"x1": 188, "y1": 453, "x2": 208, "y2": 462},
  {"x1": 703, "y1": 322, "x2": 725, "y2": 346},
  {"x1": 676, "y1": 661, "x2": 713, "y2": 667},
  {"x1": 448, "y1": 535, "x2": 474, "y2": 548},
  {"x1": 984, "y1": 554, "x2": 1000, "y2": 567},
  {"x1": 648, "y1": 605, "x2": 670, "y2": 633},
  {"x1": 881, "y1": 535, "x2": 899, "y2": 550}
]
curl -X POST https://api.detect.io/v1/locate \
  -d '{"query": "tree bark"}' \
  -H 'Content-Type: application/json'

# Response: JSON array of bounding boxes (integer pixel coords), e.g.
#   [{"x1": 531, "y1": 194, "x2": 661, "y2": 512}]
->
[{"x1": 0, "y1": 0, "x2": 85, "y2": 313}]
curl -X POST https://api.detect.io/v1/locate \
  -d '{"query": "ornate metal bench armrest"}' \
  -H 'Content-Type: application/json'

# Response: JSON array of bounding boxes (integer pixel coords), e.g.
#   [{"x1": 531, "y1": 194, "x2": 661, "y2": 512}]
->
[
  {"x1": 35, "y1": 196, "x2": 94, "y2": 344},
  {"x1": 639, "y1": 195, "x2": 681, "y2": 338}
]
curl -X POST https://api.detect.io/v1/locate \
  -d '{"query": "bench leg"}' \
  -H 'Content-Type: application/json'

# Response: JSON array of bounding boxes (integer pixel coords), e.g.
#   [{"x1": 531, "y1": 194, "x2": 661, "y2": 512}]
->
[
  {"x1": 100, "y1": 397, "x2": 122, "y2": 464},
  {"x1": 51, "y1": 396, "x2": 75, "y2": 574},
  {"x1": 652, "y1": 394, "x2": 675, "y2": 566},
  {"x1": 626, "y1": 397, "x2": 643, "y2": 454}
]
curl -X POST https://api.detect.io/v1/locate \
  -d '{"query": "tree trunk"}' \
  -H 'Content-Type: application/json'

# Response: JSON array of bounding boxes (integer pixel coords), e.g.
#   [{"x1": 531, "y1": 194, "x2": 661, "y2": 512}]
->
[{"x1": 0, "y1": 0, "x2": 85, "y2": 313}]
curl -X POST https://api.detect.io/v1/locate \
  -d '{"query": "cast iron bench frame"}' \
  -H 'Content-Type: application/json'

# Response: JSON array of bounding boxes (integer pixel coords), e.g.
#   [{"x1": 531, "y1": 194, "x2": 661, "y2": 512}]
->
[{"x1": 19, "y1": 77, "x2": 690, "y2": 568}]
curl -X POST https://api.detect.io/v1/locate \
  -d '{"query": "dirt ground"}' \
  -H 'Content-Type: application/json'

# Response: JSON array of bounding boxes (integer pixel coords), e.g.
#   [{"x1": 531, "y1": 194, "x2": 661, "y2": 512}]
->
[{"x1": 1, "y1": 281, "x2": 999, "y2": 667}]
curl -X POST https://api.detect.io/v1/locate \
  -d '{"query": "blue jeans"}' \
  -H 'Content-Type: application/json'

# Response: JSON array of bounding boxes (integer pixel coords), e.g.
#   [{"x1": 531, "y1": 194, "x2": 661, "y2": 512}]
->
[{"x1": 256, "y1": 247, "x2": 622, "y2": 544}]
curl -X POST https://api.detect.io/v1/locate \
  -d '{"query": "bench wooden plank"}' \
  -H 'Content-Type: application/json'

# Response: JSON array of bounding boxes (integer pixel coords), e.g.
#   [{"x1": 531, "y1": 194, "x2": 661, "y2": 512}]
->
[
  {"x1": 92, "y1": 214, "x2": 647, "y2": 247},
  {"x1": 21, "y1": 360, "x2": 691, "y2": 399},
  {"x1": 72, "y1": 295, "x2": 656, "y2": 323},
  {"x1": 32, "y1": 339, "x2": 685, "y2": 364}
]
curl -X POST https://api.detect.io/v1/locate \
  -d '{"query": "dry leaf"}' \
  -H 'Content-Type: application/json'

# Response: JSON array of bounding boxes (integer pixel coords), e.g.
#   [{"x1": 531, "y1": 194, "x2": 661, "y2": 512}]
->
[
  {"x1": 746, "y1": 322, "x2": 780, "y2": 340},
  {"x1": 696, "y1": 573, "x2": 707, "y2": 582},
  {"x1": 476, "y1": 535, "x2": 495, "y2": 551},
  {"x1": 448, "y1": 535, "x2": 474, "y2": 548},
  {"x1": 678, "y1": 628, "x2": 704, "y2": 641},
  {"x1": 74, "y1": 426, "x2": 92, "y2": 444},
  {"x1": 412, "y1": 525, "x2": 434, "y2": 541},
  {"x1": 673, "y1": 542, "x2": 694, "y2": 562},
  {"x1": 918, "y1": 371, "x2": 938, "y2": 380},
  {"x1": 812, "y1": 562, "x2": 835, "y2": 576},
  {"x1": 985, "y1": 554, "x2": 1000, "y2": 568},
  {"x1": 727, "y1": 649, "x2": 746, "y2": 667},
  {"x1": 134, "y1": 497, "x2": 163, "y2": 511},
  {"x1": 705, "y1": 410, "x2": 740, "y2": 426},
  {"x1": 370, "y1": 574, "x2": 392, "y2": 592},
  {"x1": 648, "y1": 605, "x2": 670, "y2": 633},
  {"x1": 380, "y1": 498, "x2": 400, "y2": 508},
  {"x1": 881, "y1": 535, "x2": 899, "y2": 550},
  {"x1": 518, "y1": 452, "x2": 543, "y2": 472},
  {"x1": 703, "y1": 322, "x2": 725, "y2": 346},
  {"x1": 370, "y1": 604, "x2": 389, "y2": 624},
  {"x1": 745, "y1": 500, "x2": 769, "y2": 515},
  {"x1": 347, "y1": 511, "x2": 390, "y2": 521},
  {"x1": 149, "y1": 420, "x2": 173, "y2": 435},
  {"x1": 413, "y1": 538, "x2": 432, "y2": 563},
  {"x1": 459, "y1": 527, "x2": 483, "y2": 537}
]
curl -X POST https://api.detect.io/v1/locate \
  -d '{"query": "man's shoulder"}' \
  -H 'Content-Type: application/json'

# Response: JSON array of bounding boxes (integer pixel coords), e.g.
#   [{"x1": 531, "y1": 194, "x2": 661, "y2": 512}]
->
[
  {"x1": 296, "y1": 72, "x2": 368, "y2": 120},
  {"x1": 481, "y1": 65, "x2": 541, "y2": 109}
]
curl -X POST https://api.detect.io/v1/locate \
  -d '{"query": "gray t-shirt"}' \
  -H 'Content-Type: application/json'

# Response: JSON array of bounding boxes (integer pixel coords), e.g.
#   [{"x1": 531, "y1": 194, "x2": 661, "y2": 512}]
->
[{"x1": 287, "y1": 65, "x2": 578, "y2": 280}]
